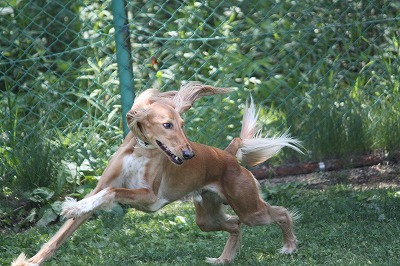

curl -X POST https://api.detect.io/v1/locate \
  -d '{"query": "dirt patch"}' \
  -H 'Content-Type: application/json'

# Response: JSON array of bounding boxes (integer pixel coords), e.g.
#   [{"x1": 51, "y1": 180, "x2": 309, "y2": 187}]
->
[{"x1": 259, "y1": 162, "x2": 400, "y2": 189}]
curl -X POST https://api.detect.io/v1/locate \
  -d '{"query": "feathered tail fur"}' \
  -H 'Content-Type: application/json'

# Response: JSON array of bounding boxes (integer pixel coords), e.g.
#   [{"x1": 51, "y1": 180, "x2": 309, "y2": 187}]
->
[{"x1": 235, "y1": 96, "x2": 303, "y2": 166}]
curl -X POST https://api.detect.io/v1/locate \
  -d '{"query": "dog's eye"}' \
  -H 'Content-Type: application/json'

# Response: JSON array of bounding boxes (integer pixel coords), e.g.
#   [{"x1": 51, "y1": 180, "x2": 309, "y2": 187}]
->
[{"x1": 163, "y1": 123, "x2": 173, "y2": 129}]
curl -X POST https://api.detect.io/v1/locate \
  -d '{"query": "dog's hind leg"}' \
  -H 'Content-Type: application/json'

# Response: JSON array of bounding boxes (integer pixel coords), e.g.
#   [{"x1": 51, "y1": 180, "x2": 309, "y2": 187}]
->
[
  {"x1": 224, "y1": 168, "x2": 298, "y2": 255},
  {"x1": 240, "y1": 203, "x2": 298, "y2": 254},
  {"x1": 194, "y1": 191, "x2": 241, "y2": 265}
]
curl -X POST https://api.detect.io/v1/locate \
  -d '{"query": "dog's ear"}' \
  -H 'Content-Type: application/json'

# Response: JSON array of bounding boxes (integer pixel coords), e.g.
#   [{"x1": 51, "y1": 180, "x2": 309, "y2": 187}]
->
[
  {"x1": 126, "y1": 107, "x2": 148, "y2": 141},
  {"x1": 126, "y1": 89, "x2": 161, "y2": 141},
  {"x1": 173, "y1": 82, "x2": 233, "y2": 113}
]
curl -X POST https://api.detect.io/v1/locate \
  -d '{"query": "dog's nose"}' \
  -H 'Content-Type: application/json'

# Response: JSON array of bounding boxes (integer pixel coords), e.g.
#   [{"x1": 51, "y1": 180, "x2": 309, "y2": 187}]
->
[{"x1": 182, "y1": 149, "x2": 195, "y2": 160}]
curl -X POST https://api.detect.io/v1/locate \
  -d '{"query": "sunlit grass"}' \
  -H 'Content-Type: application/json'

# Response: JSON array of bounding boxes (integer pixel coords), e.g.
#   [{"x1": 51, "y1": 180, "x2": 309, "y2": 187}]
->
[{"x1": 2, "y1": 183, "x2": 400, "y2": 265}]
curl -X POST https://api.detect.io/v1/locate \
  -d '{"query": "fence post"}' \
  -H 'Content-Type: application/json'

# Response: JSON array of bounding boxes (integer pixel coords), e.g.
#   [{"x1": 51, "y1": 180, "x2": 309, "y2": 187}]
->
[{"x1": 112, "y1": 0, "x2": 134, "y2": 137}]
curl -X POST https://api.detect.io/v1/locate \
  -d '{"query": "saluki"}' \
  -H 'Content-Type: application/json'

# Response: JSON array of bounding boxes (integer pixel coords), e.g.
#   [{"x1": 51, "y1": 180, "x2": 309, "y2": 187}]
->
[{"x1": 13, "y1": 82, "x2": 302, "y2": 265}]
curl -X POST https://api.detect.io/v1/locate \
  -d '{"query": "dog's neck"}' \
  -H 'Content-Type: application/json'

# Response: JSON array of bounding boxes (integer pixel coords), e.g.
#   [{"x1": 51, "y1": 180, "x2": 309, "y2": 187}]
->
[{"x1": 135, "y1": 136, "x2": 156, "y2": 149}]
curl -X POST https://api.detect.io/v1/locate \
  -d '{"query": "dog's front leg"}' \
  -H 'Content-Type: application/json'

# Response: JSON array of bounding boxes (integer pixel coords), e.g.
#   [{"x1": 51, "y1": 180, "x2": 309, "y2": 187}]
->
[
  {"x1": 12, "y1": 214, "x2": 91, "y2": 266},
  {"x1": 61, "y1": 188, "x2": 115, "y2": 218},
  {"x1": 61, "y1": 187, "x2": 160, "y2": 218}
]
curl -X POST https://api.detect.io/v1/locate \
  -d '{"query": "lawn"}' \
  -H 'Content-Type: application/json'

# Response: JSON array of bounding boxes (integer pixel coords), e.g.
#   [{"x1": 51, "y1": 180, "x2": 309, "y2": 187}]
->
[{"x1": 2, "y1": 181, "x2": 400, "y2": 266}]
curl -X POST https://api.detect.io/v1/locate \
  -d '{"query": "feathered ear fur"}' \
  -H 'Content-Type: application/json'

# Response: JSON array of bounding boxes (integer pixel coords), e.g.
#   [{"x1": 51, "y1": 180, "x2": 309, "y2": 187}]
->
[
  {"x1": 126, "y1": 89, "x2": 161, "y2": 142},
  {"x1": 173, "y1": 82, "x2": 233, "y2": 113},
  {"x1": 126, "y1": 107, "x2": 148, "y2": 142}
]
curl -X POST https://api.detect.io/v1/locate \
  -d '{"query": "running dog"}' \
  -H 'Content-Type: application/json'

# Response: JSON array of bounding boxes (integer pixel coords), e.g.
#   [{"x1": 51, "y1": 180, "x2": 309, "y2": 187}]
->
[{"x1": 13, "y1": 82, "x2": 302, "y2": 265}]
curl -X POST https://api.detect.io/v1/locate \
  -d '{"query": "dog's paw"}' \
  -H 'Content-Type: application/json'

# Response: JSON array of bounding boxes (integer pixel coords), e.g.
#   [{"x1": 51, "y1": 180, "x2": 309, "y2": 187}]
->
[
  {"x1": 61, "y1": 197, "x2": 82, "y2": 219},
  {"x1": 61, "y1": 189, "x2": 114, "y2": 219},
  {"x1": 11, "y1": 253, "x2": 38, "y2": 266},
  {"x1": 279, "y1": 241, "x2": 298, "y2": 254},
  {"x1": 205, "y1": 257, "x2": 232, "y2": 265}
]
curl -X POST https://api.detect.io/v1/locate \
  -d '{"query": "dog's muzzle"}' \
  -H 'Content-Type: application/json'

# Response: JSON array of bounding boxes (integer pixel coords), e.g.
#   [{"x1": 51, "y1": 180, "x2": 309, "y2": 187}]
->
[{"x1": 156, "y1": 140, "x2": 195, "y2": 165}]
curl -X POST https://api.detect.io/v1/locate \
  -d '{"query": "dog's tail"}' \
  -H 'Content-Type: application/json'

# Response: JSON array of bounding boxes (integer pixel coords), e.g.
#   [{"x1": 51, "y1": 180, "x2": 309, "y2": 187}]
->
[{"x1": 234, "y1": 96, "x2": 303, "y2": 166}]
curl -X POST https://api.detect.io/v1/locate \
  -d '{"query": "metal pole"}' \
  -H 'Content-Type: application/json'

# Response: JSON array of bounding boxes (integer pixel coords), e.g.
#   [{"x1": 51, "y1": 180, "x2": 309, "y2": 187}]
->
[{"x1": 112, "y1": 0, "x2": 134, "y2": 137}]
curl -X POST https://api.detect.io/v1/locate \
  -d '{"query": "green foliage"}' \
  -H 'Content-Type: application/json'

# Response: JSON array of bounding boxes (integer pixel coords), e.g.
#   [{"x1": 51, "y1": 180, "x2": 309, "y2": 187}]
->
[
  {"x1": 261, "y1": 182, "x2": 304, "y2": 204},
  {"x1": 1, "y1": 0, "x2": 120, "y2": 222},
  {"x1": 125, "y1": 0, "x2": 400, "y2": 160},
  {"x1": 1, "y1": 128, "x2": 64, "y2": 192}
]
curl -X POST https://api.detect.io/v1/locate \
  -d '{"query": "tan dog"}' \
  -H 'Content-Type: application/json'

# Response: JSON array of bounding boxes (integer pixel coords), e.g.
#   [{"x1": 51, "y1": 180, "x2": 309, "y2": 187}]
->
[{"x1": 13, "y1": 82, "x2": 302, "y2": 265}]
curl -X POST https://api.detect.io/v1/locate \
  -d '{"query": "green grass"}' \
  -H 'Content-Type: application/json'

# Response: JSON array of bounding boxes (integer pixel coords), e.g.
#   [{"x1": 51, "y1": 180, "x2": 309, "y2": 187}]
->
[{"x1": 1, "y1": 184, "x2": 400, "y2": 266}]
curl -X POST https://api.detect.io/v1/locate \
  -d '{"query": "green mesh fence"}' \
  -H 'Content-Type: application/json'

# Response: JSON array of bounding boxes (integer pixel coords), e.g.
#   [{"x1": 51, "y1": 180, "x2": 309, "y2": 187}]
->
[
  {"x1": 1, "y1": 0, "x2": 121, "y2": 191},
  {"x1": 1, "y1": 1, "x2": 400, "y2": 193}
]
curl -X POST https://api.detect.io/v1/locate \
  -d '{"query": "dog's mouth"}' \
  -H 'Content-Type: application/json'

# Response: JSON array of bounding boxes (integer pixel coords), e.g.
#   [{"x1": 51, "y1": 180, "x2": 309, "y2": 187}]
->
[{"x1": 156, "y1": 140, "x2": 184, "y2": 165}]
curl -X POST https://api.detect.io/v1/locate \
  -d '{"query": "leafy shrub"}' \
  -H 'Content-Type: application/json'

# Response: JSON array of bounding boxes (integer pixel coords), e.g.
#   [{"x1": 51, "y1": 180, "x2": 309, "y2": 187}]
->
[{"x1": 1, "y1": 128, "x2": 64, "y2": 193}]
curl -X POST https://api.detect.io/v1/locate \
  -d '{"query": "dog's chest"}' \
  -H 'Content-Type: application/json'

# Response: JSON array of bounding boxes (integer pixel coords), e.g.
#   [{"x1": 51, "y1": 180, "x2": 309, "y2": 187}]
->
[{"x1": 117, "y1": 153, "x2": 153, "y2": 189}]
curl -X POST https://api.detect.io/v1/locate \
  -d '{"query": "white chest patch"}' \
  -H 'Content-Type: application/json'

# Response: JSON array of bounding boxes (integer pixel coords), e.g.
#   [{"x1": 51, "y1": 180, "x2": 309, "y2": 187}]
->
[
  {"x1": 106, "y1": 152, "x2": 171, "y2": 212},
  {"x1": 111, "y1": 153, "x2": 152, "y2": 189}
]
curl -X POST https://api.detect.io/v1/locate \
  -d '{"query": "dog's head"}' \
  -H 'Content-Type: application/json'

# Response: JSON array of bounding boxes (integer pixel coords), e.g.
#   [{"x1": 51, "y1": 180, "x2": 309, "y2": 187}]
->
[{"x1": 126, "y1": 82, "x2": 232, "y2": 165}]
